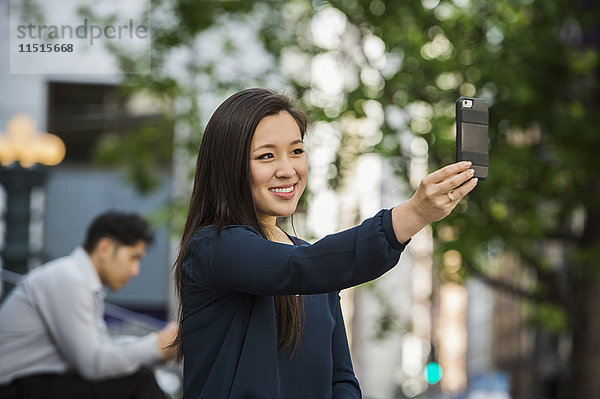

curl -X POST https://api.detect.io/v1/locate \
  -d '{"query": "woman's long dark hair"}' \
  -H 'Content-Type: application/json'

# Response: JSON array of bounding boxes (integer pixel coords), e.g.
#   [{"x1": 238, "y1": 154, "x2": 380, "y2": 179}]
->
[{"x1": 173, "y1": 88, "x2": 309, "y2": 362}]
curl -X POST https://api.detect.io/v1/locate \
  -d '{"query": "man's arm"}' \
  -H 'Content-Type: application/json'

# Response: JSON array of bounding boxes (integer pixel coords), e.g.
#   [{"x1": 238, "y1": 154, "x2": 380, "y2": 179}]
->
[{"x1": 30, "y1": 277, "x2": 163, "y2": 380}]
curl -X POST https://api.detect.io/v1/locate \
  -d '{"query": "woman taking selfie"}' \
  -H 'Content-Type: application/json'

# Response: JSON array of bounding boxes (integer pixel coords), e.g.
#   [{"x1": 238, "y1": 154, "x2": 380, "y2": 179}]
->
[{"x1": 172, "y1": 88, "x2": 477, "y2": 398}]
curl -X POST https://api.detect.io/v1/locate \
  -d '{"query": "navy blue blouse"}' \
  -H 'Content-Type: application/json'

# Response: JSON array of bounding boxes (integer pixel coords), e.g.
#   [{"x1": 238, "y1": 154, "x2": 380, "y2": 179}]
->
[{"x1": 181, "y1": 209, "x2": 408, "y2": 398}]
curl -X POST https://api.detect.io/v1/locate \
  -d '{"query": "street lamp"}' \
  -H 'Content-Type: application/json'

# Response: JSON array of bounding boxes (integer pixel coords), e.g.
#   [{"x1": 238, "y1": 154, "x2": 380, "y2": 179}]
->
[
  {"x1": 0, "y1": 114, "x2": 66, "y2": 298},
  {"x1": 0, "y1": 113, "x2": 65, "y2": 167}
]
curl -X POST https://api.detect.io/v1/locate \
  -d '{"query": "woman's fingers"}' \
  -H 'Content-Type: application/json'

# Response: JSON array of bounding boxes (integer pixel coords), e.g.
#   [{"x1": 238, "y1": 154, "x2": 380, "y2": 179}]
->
[
  {"x1": 424, "y1": 161, "x2": 472, "y2": 185},
  {"x1": 411, "y1": 162, "x2": 478, "y2": 225},
  {"x1": 450, "y1": 176, "x2": 478, "y2": 203},
  {"x1": 438, "y1": 167, "x2": 475, "y2": 193}
]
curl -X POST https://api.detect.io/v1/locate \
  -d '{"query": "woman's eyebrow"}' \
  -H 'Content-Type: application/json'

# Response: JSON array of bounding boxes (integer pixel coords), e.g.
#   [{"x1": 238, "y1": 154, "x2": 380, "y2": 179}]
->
[
  {"x1": 253, "y1": 143, "x2": 276, "y2": 152},
  {"x1": 252, "y1": 139, "x2": 304, "y2": 152}
]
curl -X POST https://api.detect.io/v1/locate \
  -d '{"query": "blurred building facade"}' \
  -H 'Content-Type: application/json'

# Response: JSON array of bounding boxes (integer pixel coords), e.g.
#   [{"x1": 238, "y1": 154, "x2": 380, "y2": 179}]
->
[
  {"x1": 0, "y1": 1, "x2": 173, "y2": 318},
  {"x1": 468, "y1": 252, "x2": 570, "y2": 399}
]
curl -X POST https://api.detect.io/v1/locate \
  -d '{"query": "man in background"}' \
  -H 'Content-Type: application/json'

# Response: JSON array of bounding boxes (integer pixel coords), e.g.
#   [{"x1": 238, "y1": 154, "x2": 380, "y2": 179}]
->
[{"x1": 0, "y1": 211, "x2": 176, "y2": 399}]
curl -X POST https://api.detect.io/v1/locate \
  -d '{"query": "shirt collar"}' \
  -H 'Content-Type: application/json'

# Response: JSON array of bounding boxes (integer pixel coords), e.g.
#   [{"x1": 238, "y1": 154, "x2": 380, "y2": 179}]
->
[{"x1": 70, "y1": 247, "x2": 104, "y2": 294}]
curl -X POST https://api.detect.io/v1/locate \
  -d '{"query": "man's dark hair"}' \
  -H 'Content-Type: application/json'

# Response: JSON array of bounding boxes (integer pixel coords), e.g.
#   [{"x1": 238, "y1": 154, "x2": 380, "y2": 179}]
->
[{"x1": 83, "y1": 211, "x2": 154, "y2": 252}]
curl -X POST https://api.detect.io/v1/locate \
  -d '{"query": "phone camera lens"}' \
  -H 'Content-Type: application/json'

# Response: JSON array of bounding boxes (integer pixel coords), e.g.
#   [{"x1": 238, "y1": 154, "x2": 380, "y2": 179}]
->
[{"x1": 462, "y1": 99, "x2": 473, "y2": 108}]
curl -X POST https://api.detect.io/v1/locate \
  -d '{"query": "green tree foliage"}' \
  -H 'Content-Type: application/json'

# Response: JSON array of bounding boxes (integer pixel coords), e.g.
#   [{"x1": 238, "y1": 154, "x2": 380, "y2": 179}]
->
[
  {"x1": 304, "y1": 1, "x2": 600, "y2": 396},
  {"x1": 284, "y1": 0, "x2": 600, "y2": 325}
]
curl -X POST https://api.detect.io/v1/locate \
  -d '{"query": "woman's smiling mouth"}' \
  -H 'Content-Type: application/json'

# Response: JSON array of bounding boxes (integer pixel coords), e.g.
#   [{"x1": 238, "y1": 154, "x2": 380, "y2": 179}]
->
[{"x1": 269, "y1": 184, "x2": 296, "y2": 198}]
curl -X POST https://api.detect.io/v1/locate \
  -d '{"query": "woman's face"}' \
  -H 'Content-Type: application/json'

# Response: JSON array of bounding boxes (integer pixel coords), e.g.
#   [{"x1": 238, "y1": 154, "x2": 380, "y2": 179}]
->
[{"x1": 250, "y1": 111, "x2": 307, "y2": 226}]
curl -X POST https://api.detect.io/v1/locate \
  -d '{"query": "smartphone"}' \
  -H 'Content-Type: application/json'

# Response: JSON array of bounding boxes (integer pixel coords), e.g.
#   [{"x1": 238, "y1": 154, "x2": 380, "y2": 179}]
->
[{"x1": 456, "y1": 97, "x2": 489, "y2": 181}]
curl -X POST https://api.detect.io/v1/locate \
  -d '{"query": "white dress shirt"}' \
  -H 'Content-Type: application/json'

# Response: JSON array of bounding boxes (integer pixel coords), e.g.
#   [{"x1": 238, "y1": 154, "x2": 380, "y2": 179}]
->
[{"x1": 0, "y1": 247, "x2": 162, "y2": 385}]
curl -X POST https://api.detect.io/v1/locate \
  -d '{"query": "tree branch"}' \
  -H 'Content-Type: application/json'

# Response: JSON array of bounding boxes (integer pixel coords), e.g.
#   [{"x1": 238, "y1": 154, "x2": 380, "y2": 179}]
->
[
  {"x1": 463, "y1": 260, "x2": 547, "y2": 304},
  {"x1": 517, "y1": 246, "x2": 573, "y2": 312}
]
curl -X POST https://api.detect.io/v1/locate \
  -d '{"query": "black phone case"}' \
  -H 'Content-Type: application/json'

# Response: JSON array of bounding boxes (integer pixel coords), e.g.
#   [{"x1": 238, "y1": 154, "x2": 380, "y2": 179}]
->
[{"x1": 456, "y1": 97, "x2": 489, "y2": 181}]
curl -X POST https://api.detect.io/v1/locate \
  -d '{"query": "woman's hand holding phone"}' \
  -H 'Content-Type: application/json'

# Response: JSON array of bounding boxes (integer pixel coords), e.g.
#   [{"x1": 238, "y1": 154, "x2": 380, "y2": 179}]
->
[{"x1": 391, "y1": 161, "x2": 478, "y2": 243}]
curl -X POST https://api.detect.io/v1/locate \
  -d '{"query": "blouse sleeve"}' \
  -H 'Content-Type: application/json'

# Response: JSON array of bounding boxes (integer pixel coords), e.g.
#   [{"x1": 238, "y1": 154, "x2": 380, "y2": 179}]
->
[
  {"x1": 331, "y1": 293, "x2": 361, "y2": 398},
  {"x1": 185, "y1": 209, "x2": 408, "y2": 296}
]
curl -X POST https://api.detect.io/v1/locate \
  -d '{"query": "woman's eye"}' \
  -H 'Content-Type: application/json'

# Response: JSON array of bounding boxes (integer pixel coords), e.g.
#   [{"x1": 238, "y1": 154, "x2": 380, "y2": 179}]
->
[
  {"x1": 292, "y1": 148, "x2": 305, "y2": 155},
  {"x1": 258, "y1": 153, "x2": 274, "y2": 160}
]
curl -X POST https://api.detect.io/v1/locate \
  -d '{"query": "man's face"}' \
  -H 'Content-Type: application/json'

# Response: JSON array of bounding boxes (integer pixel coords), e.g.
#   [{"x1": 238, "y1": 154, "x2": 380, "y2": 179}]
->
[{"x1": 96, "y1": 239, "x2": 146, "y2": 291}]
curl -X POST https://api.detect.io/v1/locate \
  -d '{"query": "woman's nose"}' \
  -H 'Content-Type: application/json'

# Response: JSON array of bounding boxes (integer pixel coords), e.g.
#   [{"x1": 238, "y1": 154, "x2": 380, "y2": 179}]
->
[{"x1": 275, "y1": 158, "x2": 297, "y2": 178}]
